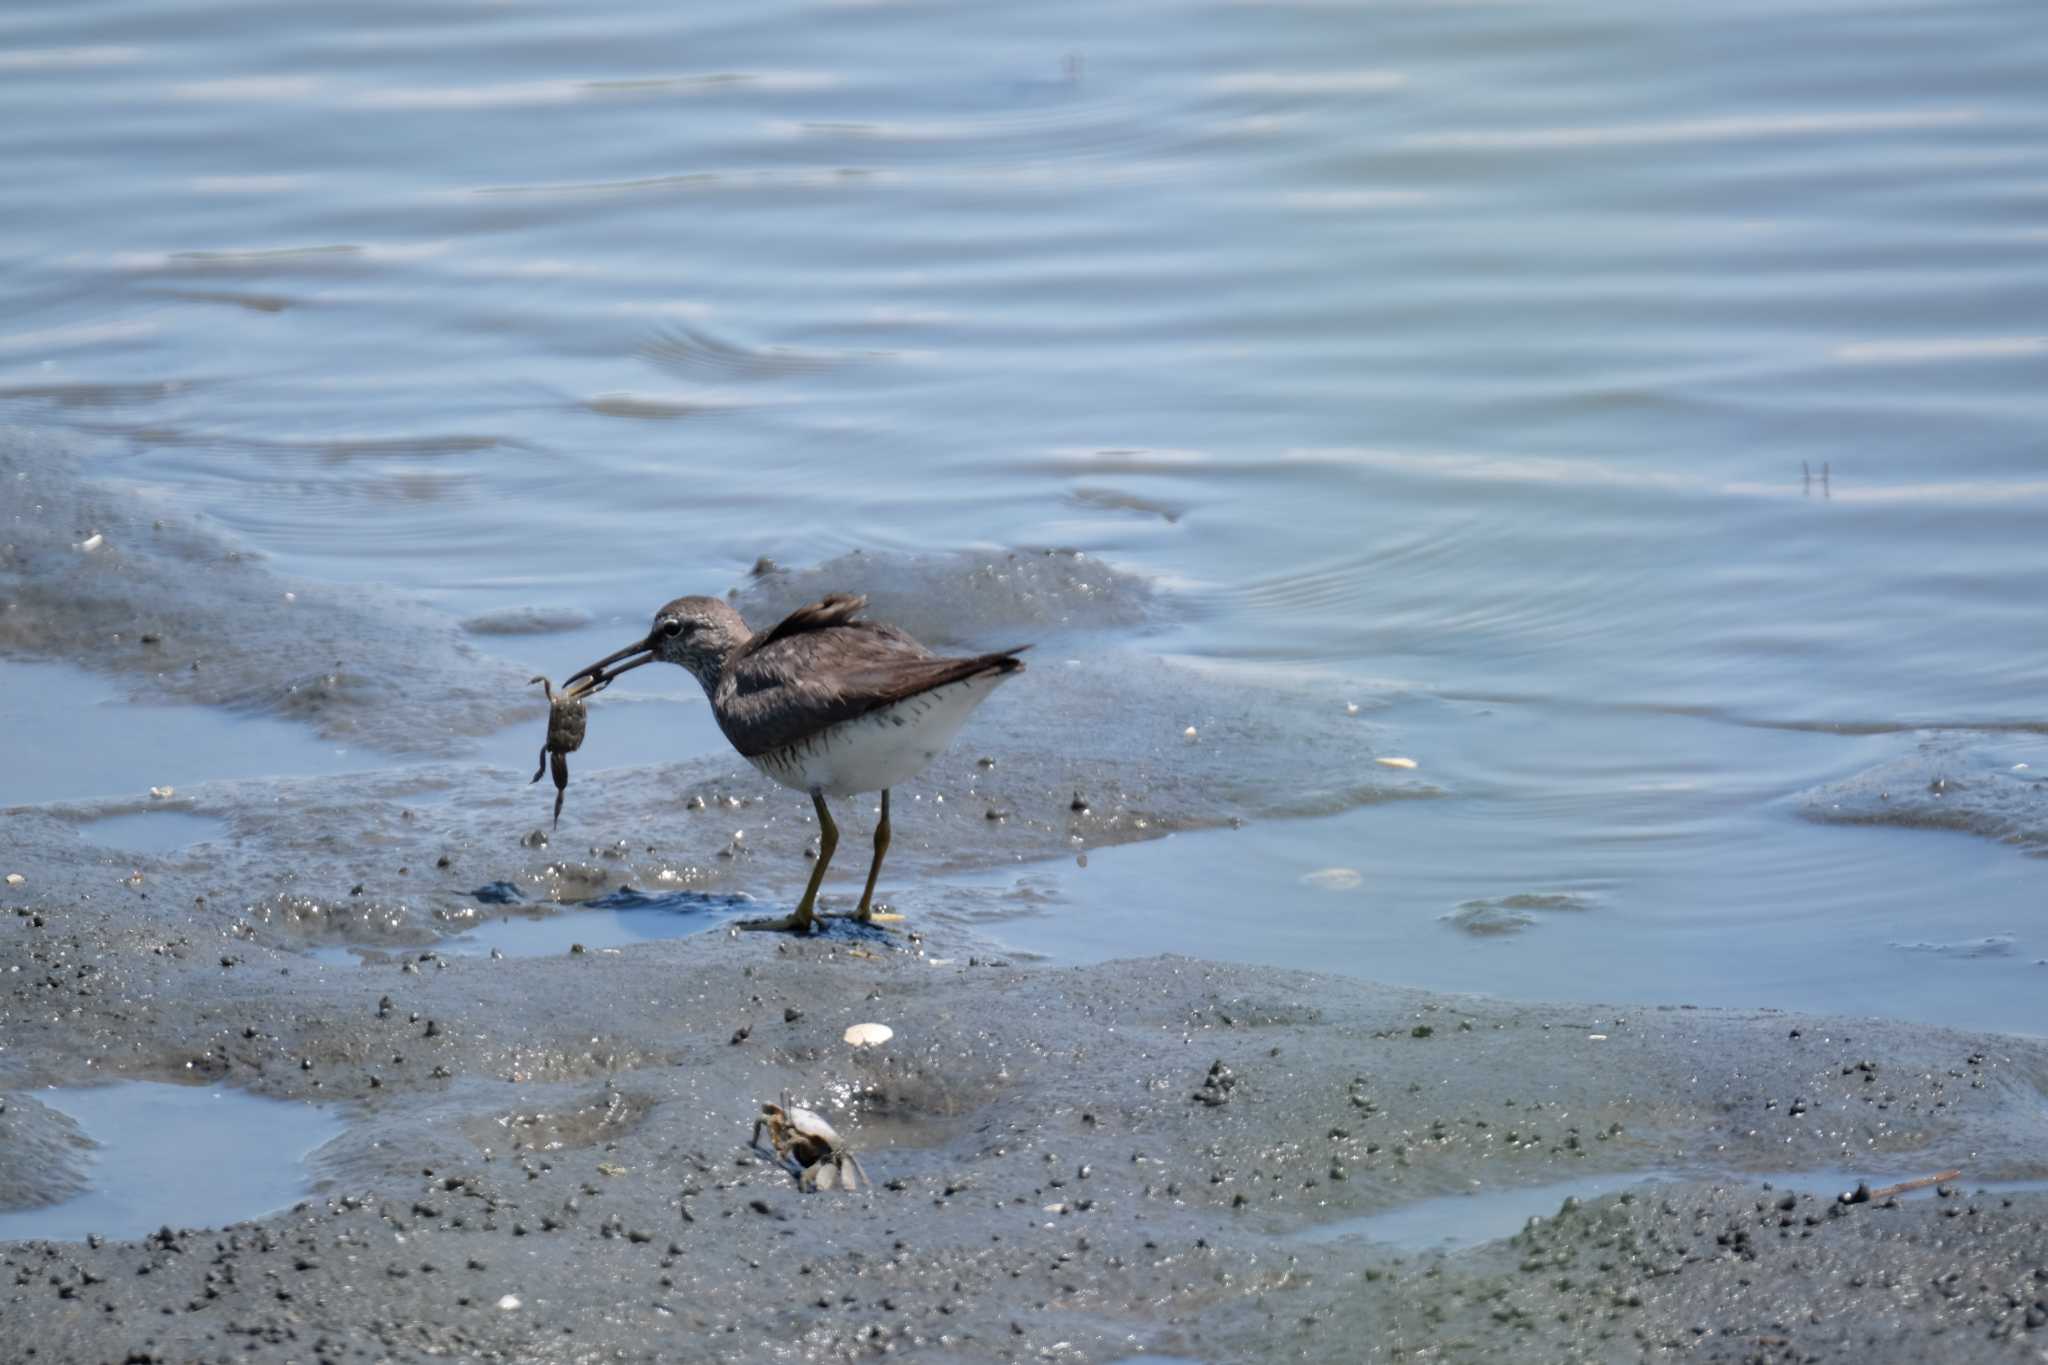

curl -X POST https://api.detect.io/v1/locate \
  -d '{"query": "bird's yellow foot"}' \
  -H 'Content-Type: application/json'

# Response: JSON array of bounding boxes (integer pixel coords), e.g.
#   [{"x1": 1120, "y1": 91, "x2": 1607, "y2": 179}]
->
[{"x1": 825, "y1": 906, "x2": 905, "y2": 926}]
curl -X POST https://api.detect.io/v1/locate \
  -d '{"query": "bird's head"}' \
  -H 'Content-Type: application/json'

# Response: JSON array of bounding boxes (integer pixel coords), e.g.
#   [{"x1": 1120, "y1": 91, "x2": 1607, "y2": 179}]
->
[{"x1": 566, "y1": 595, "x2": 751, "y2": 696}]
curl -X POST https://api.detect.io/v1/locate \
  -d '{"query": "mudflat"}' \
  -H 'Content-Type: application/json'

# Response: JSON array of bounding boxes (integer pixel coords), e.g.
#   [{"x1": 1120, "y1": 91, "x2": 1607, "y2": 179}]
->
[{"x1": 3, "y1": 756, "x2": 2046, "y2": 1363}]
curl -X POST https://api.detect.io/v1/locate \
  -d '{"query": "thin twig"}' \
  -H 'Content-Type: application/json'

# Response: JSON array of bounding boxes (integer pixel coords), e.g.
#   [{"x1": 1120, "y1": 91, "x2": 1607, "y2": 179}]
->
[{"x1": 1841, "y1": 1169, "x2": 1961, "y2": 1203}]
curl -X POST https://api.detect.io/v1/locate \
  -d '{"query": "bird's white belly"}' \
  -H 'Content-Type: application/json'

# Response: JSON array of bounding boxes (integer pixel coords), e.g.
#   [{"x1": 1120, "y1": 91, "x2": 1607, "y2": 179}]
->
[{"x1": 747, "y1": 670, "x2": 1010, "y2": 796}]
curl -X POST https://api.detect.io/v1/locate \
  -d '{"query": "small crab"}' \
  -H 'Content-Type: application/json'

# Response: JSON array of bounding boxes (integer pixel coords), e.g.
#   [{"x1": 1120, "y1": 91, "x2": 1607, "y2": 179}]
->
[
  {"x1": 529, "y1": 675, "x2": 592, "y2": 828},
  {"x1": 751, "y1": 1095, "x2": 867, "y2": 1192}
]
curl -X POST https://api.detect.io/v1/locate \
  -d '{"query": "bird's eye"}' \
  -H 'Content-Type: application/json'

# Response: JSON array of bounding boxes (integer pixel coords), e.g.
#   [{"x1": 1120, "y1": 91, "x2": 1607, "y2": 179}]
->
[{"x1": 660, "y1": 619, "x2": 684, "y2": 638}]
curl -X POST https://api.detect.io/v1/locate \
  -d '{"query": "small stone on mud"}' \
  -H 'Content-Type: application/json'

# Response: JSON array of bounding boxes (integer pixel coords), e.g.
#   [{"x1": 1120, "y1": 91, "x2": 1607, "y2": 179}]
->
[{"x1": 1192, "y1": 1059, "x2": 1237, "y2": 1106}]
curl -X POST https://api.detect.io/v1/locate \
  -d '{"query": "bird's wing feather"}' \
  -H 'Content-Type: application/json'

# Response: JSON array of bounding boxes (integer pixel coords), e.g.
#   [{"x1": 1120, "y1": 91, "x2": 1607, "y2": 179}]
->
[
  {"x1": 742, "y1": 594, "x2": 870, "y2": 656},
  {"x1": 716, "y1": 619, "x2": 1028, "y2": 758}
]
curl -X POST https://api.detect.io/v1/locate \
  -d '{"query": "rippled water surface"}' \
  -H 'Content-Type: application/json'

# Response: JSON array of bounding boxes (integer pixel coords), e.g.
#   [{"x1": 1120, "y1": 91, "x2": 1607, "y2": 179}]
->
[{"x1": 3, "y1": 0, "x2": 2044, "y2": 1028}]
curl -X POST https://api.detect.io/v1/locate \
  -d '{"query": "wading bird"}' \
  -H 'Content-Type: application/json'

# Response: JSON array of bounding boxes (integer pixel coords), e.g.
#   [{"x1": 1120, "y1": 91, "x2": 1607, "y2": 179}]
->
[{"x1": 566, "y1": 594, "x2": 1026, "y2": 933}]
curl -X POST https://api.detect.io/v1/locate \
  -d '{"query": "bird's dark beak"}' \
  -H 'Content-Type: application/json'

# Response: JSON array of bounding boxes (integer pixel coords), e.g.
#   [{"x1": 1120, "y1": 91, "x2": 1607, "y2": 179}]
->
[{"x1": 564, "y1": 631, "x2": 659, "y2": 695}]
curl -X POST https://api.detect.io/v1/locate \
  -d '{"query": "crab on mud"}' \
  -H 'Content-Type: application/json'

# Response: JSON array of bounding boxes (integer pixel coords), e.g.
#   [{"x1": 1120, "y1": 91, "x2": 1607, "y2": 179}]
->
[
  {"x1": 529, "y1": 674, "x2": 594, "y2": 827},
  {"x1": 751, "y1": 1095, "x2": 868, "y2": 1192}
]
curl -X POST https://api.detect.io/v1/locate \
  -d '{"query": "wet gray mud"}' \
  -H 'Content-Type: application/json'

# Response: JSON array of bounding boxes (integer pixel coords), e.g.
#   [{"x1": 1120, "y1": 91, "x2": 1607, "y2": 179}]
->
[
  {"x1": 2, "y1": 931, "x2": 2046, "y2": 1362},
  {"x1": 1799, "y1": 732, "x2": 2048, "y2": 859},
  {"x1": 3, "y1": 441, "x2": 2047, "y2": 1361},
  {"x1": 1, "y1": 431, "x2": 532, "y2": 755},
  {"x1": 729, "y1": 546, "x2": 1171, "y2": 649}
]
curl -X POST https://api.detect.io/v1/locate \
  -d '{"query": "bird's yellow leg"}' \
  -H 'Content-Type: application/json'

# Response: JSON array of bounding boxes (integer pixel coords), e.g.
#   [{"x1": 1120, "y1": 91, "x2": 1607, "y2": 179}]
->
[
  {"x1": 742, "y1": 790, "x2": 836, "y2": 934},
  {"x1": 852, "y1": 789, "x2": 903, "y2": 923}
]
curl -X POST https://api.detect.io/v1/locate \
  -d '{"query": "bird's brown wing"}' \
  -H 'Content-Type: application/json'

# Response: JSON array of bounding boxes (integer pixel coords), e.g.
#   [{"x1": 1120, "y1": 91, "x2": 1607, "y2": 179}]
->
[
  {"x1": 740, "y1": 593, "x2": 870, "y2": 657},
  {"x1": 716, "y1": 600, "x2": 1026, "y2": 758}
]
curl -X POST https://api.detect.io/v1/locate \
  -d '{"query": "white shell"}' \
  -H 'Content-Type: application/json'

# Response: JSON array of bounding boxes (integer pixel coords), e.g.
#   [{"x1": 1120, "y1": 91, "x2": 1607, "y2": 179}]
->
[
  {"x1": 1374, "y1": 756, "x2": 1418, "y2": 769},
  {"x1": 843, "y1": 1022, "x2": 893, "y2": 1048},
  {"x1": 788, "y1": 1105, "x2": 840, "y2": 1144}
]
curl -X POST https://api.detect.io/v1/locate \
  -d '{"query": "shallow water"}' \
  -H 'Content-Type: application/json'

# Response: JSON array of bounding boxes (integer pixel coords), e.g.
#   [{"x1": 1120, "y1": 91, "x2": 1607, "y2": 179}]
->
[
  {"x1": 316, "y1": 886, "x2": 758, "y2": 960},
  {"x1": 0, "y1": 1083, "x2": 343, "y2": 1242},
  {"x1": 0, "y1": 659, "x2": 372, "y2": 805},
  {"x1": 73, "y1": 809, "x2": 231, "y2": 853},
  {"x1": 937, "y1": 699, "x2": 2048, "y2": 1034},
  {"x1": 3, "y1": 0, "x2": 2046, "y2": 1033},
  {"x1": 1297, "y1": 1169, "x2": 2048, "y2": 1254}
]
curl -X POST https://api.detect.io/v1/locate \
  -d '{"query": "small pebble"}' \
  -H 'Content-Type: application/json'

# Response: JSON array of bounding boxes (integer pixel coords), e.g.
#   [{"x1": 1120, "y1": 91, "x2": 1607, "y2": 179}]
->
[
  {"x1": 1183, "y1": 726, "x2": 1198, "y2": 740},
  {"x1": 496, "y1": 1294, "x2": 521, "y2": 1310},
  {"x1": 78, "y1": 532, "x2": 105, "y2": 552},
  {"x1": 4, "y1": 873, "x2": 22, "y2": 887},
  {"x1": 149, "y1": 786, "x2": 174, "y2": 799}
]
